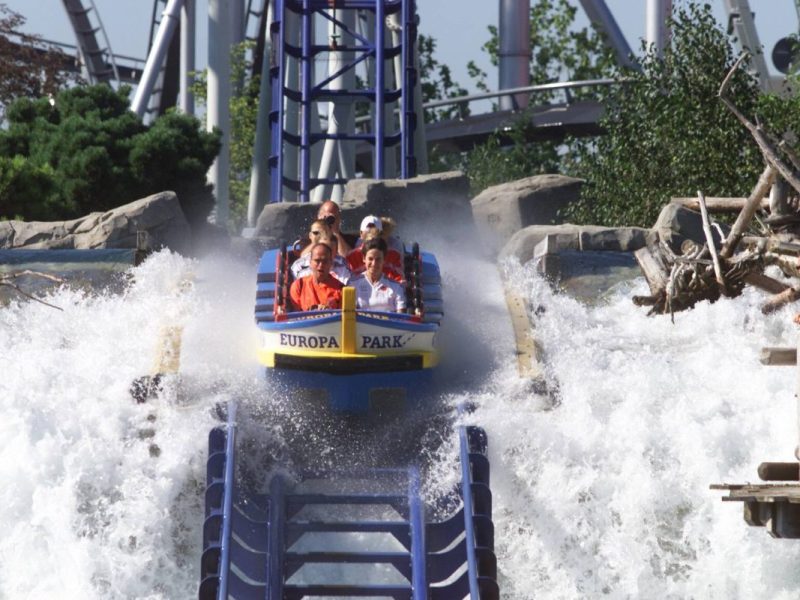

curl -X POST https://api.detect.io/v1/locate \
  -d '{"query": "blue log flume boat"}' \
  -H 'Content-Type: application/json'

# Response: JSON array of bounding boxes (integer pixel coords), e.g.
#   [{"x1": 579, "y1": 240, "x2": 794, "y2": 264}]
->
[
  {"x1": 254, "y1": 241, "x2": 444, "y2": 413},
  {"x1": 199, "y1": 236, "x2": 499, "y2": 599}
]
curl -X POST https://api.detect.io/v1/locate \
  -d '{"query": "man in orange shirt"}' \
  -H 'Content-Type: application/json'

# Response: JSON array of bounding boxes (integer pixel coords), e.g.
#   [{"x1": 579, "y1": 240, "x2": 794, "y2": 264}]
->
[{"x1": 289, "y1": 242, "x2": 344, "y2": 311}]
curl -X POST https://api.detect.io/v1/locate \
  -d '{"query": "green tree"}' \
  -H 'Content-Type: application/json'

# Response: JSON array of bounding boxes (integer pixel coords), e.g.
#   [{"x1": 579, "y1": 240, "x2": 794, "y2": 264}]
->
[
  {"x1": 462, "y1": 0, "x2": 616, "y2": 192},
  {"x1": 191, "y1": 40, "x2": 259, "y2": 230},
  {"x1": 565, "y1": 3, "x2": 764, "y2": 227},
  {"x1": 0, "y1": 4, "x2": 78, "y2": 121},
  {"x1": 0, "y1": 84, "x2": 221, "y2": 227},
  {"x1": 417, "y1": 34, "x2": 469, "y2": 123}
]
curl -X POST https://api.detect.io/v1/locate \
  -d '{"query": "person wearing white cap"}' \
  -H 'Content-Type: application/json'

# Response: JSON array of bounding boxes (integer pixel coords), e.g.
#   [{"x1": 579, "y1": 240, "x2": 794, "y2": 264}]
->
[{"x1": 359, "y1": 215, "x2": 383, "y2": 234}]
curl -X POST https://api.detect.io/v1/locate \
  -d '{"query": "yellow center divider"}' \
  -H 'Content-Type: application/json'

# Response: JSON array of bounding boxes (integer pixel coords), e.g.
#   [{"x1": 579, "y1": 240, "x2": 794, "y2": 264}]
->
[{"x1": 341, "y1": 286, "x2": 356, "y2": 354}]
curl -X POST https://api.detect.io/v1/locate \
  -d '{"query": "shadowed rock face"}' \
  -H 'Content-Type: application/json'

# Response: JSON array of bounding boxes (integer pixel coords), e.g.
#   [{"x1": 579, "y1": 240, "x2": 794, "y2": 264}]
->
[
  {"x1": 253, "y1": 171, "x2": 472, "y2": 248},
  {"x1": 499, "y1": 224, "x2": 656, "y2": 265},
  {"x1": 653, "y1": 202, "x2": 729, "y2": 254},
  {"x1": 470, "y1": 174, "x2": 585, "y2": 255},
  {"x1": 0, "y1": 191, "x2": 191, "y2": 255}
]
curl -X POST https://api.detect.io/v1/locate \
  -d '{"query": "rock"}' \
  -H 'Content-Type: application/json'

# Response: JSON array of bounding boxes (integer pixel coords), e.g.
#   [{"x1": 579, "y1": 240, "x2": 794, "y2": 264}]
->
[
  {"x1": 0, "y1": 192, "x2": 191, "y2": 254},
  {"x1": 653, "y1": 202, "x2": 729, "y2": 253},
  {"x1": 471, "y1": 174, "x2": 584, "y2": 254},
  {"x1": 254, "y1": 171, "x2": 472, "y2": 246},
  {"x1": 499, "y1": 224, "x2": 656, "y2": 264}
]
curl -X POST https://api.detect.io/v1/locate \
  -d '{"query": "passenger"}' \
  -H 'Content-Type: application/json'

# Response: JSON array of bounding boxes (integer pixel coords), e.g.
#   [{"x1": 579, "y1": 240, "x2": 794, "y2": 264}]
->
[
  {"x1": 298, "y1": 219, "x2": 333, "y2": 256},
  {"x1": 292, "y1": 233, "x2": 352, "y2": 283},
  {"x1": 317, "y1": 200, "x2": 353, "y2": 256},
  {"x1": 289, "y1": 242, "x2": 344, "y2": 311},
  {"x1": 351, "y1": 238, "x2": 406, "y2": 313},
  {"x1": 378, "y1": 216, "x2": 405, "y2": 279},
  {"x1": 347, "y1": 217, "x2": 404, "y2": 283}
]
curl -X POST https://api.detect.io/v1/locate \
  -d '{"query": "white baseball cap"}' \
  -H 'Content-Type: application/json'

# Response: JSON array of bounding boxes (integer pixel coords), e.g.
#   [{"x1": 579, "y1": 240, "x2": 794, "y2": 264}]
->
[{"x1": 360, "y1": 215, "x2": 383, "y2": 232}]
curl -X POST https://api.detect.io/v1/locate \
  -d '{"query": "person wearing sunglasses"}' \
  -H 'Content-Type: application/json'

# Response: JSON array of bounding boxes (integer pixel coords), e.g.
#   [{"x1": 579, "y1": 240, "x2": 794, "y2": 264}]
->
[
  {"x1": 299, "y1": 219, "x2": 333, "y2": 256},
  {"x1": 317, "y1": 200, "x2": 353, "y2": 256},
  {"x1": 292, "y1": 233, "x2": 352, "y2": 284}
]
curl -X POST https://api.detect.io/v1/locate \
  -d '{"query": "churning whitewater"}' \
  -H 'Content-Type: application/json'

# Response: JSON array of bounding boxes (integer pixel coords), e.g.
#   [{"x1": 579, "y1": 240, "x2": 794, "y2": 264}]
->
[{"x1": 2, "y1": 249, "x2": 800, "y2": 598}]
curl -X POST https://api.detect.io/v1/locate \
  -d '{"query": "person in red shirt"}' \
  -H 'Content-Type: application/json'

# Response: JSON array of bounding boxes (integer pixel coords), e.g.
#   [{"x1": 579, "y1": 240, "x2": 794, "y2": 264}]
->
[
  {"x1": 289, "y1": 243, "x2": 344, "y2": 311},
  {"x1": 347, "y1": 216, "x2": 405, "y2": 283}
]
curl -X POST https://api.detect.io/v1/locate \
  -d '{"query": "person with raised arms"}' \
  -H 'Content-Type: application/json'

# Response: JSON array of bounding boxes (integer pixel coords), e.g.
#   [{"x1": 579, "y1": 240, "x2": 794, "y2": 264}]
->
[{"x1": 316, "y1": 200, "x2": 353, "y2": 256}]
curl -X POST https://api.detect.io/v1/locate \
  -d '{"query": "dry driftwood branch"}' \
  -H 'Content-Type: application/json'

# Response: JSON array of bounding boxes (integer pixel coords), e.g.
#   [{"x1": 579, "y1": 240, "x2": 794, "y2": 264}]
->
[
  {"x1": 760, "y1": 347, "x2": 797, "y2": 366},
  {"x1": 719, "y1": 165, "x2": 777, "y2": 259},
  {"x1": 697, "y1": 190, "x2": 726, "y2": 291},
  {"x1": 719, "y1": 54, "x2": 800, "y2": 195},
  {"x1": 671, "y1": 197, "x2": 767, "y2": 212},
  {"x1": 761, "y1": 285, "x2": 800, "y2": 315},
  {"x1": 779, "y1": 139, "x2": 800, "y2": 174},
  {"x1": 0, "y1": 270, "x2": 64, "y2": 311}
]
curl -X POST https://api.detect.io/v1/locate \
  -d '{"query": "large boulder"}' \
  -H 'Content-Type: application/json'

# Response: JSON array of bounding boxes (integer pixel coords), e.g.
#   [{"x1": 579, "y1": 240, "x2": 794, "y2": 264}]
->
[
  {"x1": 0, "y1": 191, "x2": 191, "y2": 254},
  {"x1": 653, "y1": 202, "x2": 728, "y2": 253},
  {"x1": 254, "y1": 171, "x2": 472, "y2": 247},
  {"x1": 471, "y1": 174, "x2": 584, "y2": 254},
  {"x1": 500, "y1": 224, "x2": 655, "y2": 264}
]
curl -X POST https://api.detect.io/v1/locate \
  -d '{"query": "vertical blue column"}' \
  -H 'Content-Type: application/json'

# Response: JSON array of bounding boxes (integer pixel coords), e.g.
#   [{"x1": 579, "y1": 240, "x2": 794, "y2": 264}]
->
[
  {"x1": 400, "y1": 0, "x2": 413, "y2": 178},
  {"x1": 269, "y1": 0, "x2": 286, "y2": 203},
  {"x1": 299, "y1": 0, "x2": 313, "y2": 202},
  {"x1": 266, "y1": 474, "x2": 286, "y2": 600},
  {"x1": 374, "y1": 0, "x2": 385, "y2": 179}
]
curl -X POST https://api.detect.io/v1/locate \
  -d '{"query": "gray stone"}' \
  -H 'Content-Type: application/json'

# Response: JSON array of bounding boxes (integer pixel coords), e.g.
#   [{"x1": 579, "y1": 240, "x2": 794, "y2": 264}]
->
[
  {"x1": 653, "y1": 202, "x2": 729, "y2": 253},
  {"x1": 499, "y1": 224, "x2": 656, "y2": 264},
  {"x1": 254, "y1": 171, "x2": 472, "y2": 247},
  {"x1": 471, "y1": 174, "x2": 584, "y2": 254},
  {"x1": 0, "y1": 192, "x2": 191, "y2": 254}
]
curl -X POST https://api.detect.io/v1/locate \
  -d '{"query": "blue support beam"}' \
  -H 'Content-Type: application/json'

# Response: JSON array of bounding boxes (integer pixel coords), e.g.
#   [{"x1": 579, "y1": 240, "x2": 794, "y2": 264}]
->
[{"x1": 268, "y1": 0, "x2": 418, "y2": 203}]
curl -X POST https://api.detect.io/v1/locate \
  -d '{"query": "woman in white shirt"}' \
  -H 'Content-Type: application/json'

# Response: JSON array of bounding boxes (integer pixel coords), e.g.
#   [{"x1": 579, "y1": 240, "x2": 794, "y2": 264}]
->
[{"x1": 351, "y1": 238, "x2": 406, "y2": 313}]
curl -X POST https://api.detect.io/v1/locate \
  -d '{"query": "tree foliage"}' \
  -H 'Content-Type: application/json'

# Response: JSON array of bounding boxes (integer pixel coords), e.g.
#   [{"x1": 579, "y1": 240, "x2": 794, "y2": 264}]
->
[
  {"x1": 565, "y1": 3, "x2": 767, "y2": 226},
  {"x1": 0, "y1": 4, "x2": 78, "y2": 121},
  {"x1": 0, "y1": 85, "x2": 220, "y2": 226},
  {"x1": 191, "y1": 40, "x2": 260, "y2": 230},
  {"x1": 461, "y1": 0, "x2": 616, "y2": 192}
]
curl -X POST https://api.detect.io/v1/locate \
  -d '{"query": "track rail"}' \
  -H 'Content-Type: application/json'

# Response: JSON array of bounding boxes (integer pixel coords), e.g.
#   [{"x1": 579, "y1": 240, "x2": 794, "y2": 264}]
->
[{"x1": 199, "y1": 402, "x2": 498, "y2": 598}]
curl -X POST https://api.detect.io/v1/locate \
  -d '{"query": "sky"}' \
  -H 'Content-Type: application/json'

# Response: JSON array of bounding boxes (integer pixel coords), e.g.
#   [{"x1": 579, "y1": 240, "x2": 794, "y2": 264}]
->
[{"x1": 2, "y1": 0, "x2": 797, "y2": 95}]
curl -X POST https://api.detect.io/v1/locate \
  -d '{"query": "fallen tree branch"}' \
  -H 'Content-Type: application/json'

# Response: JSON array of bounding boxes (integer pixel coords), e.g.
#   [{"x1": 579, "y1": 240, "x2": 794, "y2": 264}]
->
[
  {"x1": 761, "y1": 284, "x2": 800, "y2": 315},
  {"x1": 719, "y1": 165, "x2": 777, "y2": 259},
  {"x1": 698, "y1": 190, "x2": 726, "y2": 291},
  {"x1": 0, "y1": 270, "x2": 64, "y2": 311},
  {"x1": 719, "y1": 53, "x2": 800, "y2": 195},
  {"x1": 671, "y1": 196, "x2": 766, "y2": 212}
]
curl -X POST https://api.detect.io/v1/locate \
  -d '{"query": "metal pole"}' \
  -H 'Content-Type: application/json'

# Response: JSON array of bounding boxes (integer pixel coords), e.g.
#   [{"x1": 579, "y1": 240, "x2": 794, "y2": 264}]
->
[
  {"x1": 645, "y1": 0, "x2": 671, "y2": 58},
  {"x1": 231, "y1": 0, "x2": 245, "y2": 46},
  {"x1": 283, "y1": 9, "x2": 300, "y2": 200},
  {"x1": 132, "y1": 0, "x2": 185, "y2": 117},
  {"x1": 208, "y1": 0, "x2": 232, "y2": 225},
  {"x1": 247, "y1": 0, "x2": 273, "y2": 226},
  {"x1": 375, "y1": 1, "x2": 385, "y2": 179},
  {"x1": 399, "y1": 2, "x2": 410, "y2": 178},
  {"x1": 179, "y1": 0, "x2": 195, "y2": 114},
  {"x1": 300, "y1": 0, "x2": 312, "y2": 201},
  {"x1": 412, "y1": 20, "x2": 428, "y2": 174},
  {"x1": 312, "y1": 8, "x2": 356, "y2": 203},
  {"x1": 498, "y1": 0, "x2": 530, "y2": 111},
  {"x1": 578, "y1": 0, "x2": 636, "y2": 69}
]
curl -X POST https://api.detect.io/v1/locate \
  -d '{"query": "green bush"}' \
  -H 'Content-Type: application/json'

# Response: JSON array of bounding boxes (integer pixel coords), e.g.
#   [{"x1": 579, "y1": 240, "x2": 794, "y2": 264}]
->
[
  {"x1": 0, "y1": 85, "x2": 220, "y2": 226},
  {"x1": 565, "y1": 3, "x2": 765, "y2": 227}
]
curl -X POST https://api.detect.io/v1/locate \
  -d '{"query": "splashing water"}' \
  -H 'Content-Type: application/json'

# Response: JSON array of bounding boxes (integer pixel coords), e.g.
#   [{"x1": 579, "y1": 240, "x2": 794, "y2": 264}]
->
[
  {"x1": 2, "y1": 246, "x2": 799, "y2": 598},
  {"x1": 459, "y1": 259, "x2": 800, "y2": 599}
]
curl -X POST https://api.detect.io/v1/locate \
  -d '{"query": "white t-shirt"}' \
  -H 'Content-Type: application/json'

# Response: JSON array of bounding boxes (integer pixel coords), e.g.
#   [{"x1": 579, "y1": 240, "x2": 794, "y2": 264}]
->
[
  {"x1": 291, "y1": 254, "x2": 351, "y2": 284},
  {"x1": 351, "y1": 274, "x2": 407, "y2": 313}
]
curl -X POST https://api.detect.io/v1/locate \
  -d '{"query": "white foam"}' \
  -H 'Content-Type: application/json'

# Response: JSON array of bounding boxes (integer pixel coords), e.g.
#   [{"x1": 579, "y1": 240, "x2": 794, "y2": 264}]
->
[
  {"x1": 459, "y1": 260, "x2": 800, "y2": 598},
  {"x1": 3, "y1": 246, "x2": 799, "y2": 598}
]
